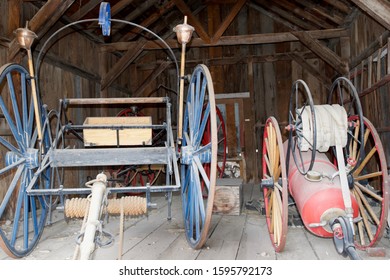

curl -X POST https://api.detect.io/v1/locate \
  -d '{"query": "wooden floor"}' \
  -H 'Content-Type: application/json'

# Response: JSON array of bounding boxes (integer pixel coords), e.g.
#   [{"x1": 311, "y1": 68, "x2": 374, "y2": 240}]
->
[{"x1": 1, "y1": 184, "x2": 389, "y2": 260}]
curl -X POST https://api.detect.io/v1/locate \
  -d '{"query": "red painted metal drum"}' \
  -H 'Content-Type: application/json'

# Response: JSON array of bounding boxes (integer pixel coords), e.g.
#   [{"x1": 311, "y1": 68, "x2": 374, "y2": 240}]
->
[{"x1": 286, "y1": 145, "x2": 359, "y2": 237}]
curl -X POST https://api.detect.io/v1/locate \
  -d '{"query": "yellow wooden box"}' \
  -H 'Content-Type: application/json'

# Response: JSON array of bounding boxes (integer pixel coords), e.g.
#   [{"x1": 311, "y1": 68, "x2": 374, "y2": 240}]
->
[{"x1": 83, "y1": 116, "x2": 152, "y2": 146}]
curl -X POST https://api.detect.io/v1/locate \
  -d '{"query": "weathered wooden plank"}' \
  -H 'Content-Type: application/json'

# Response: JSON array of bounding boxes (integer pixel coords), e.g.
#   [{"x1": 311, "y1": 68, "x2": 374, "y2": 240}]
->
[
  {"x1": 292, "y1": 31, "x2": 349, "y2": 75},
  {"x1": 236, "y1": 214, "x2": 276, "y2": 260},
  {"x1": 350, "y1": 0, "x2": 390, "y2": 31},
  {"x1": 101, "y1": 29, "x2": 349, "y2": 52},
  {"x1": 197, "y1": 215, "x2": 246, "y2": 259},
  {"x1": 303, "y1": 230, "x2": 346, "y2": 260},
  {"x1": 276, "y1": 227, "x2": 317, "y2": 260}
]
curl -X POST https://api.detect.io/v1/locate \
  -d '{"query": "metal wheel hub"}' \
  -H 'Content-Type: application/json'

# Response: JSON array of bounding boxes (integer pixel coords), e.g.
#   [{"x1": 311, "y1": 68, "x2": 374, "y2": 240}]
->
[
  {"x1": 6, "y1": 148, "x2": 39, "y2": 169},
  {"x1": 181, "y1": 145, "x2": 212, "y2": 165}
]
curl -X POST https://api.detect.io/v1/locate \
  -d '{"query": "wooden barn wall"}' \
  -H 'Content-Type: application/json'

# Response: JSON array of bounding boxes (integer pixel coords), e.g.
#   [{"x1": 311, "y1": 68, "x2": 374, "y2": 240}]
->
[{"x1": 349, "y1": 12, "x2": 390, "y2": 170}]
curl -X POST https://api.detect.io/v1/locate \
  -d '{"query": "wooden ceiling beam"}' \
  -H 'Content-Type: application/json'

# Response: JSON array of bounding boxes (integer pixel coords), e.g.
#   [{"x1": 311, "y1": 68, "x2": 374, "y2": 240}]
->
[
  {"x1": 111, "y1": 0, "x2": 137, "y2": 17},
  {"x1": 350, "y1": 0, "x2": 390, "y2": 31},
  {"x1": 101, "y1": 28, "x2": 348, "y2": 51},
  {"x1": 173, "y1": 0, "x2": 211, "y2": 43},
  {"x1": 211, "y1": 0, "x2": 246, "y2": 42},
  {"x1": 292, "y1": 30, "x2": 349, "y2": 75},
  {"x1": 100, "y1": 40, "x2": 145, "y2": 90},
  {"x1": 8, "y1": 0, "x2": 75, "y2": 60}
]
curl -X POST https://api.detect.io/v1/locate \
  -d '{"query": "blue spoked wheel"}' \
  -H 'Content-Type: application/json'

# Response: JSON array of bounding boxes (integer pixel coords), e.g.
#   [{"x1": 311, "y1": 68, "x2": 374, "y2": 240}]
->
[
  {"x1": 0, "y1": 63, "x2": 52, "y2": 258},
  {"x1": 181, "y1": 64, "x2": 217, "y2": 249}
]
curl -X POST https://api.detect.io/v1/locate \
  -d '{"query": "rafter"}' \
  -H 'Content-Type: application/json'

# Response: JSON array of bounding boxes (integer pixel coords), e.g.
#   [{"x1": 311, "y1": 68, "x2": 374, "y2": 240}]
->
[
  {"x1": 173, "y1": 0, "x2": 211, "y2": 43},
  {"x1": 8, "y1": 0, "x2": 75, "y2": 60},
  {"x1": 292, "y1": 30, "x2": 349, "y2": 75},
  {"x1": 211, "y1": 0, "x2": 247, "y2": 42},
  {"x1": 101, "y1": 28, "x2": 348, "y2": 51},
  {"x1": 350, "y1": 0, "x2": 390, "y2": 31}
]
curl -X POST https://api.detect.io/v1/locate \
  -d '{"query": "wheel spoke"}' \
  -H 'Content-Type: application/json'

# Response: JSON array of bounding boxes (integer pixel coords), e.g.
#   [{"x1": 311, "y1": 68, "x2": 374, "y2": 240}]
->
[
  {"x1": 354, "y1": 181, "x2": 383, "y2": 201},
  {"x1": 193, "y1": 156, "x2": 210, "y2": 192},
  {"x1": 354, "y1": 171, "x2": 382, "y2": 181},
  {"x1": 353, "y1": 146, "x2": 376, "y2": 176},
  {"x1": 7, "y1": 73, "x2": 25, "y2": 144},
  {"x1": 0, "y1": 165, "x2": 24, "y2": 216},
  {"x1": 0, "y1": 157, "x2": 25, "y2": 176},
  {"x1": 354, "y1": 186, "x2": 380, "y2": 225},
  {"x1": 0, "y1": 96, "x2": 24, "y2": 150},
  {"x1": 194, "y1": 104, "x2": 210, "y2": 148}
]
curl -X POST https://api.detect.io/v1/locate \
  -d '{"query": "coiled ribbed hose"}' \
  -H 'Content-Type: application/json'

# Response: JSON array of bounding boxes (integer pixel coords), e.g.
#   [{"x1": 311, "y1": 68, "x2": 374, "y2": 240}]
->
[{"x1": 65, "y1": 196, "x2": 147, "y2": 218}]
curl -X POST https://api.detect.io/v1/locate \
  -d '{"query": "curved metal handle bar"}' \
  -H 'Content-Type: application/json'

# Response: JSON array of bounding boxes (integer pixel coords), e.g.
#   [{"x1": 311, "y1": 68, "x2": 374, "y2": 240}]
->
[{"x1": 35, "y1": 18, "x2": 180, "y2": 95}]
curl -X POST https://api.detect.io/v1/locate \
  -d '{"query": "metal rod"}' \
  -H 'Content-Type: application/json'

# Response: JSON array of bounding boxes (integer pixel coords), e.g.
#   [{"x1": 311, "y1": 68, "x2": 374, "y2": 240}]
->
[{"x1": 26, "y1": 184, "x2": 181, "y2": 196}]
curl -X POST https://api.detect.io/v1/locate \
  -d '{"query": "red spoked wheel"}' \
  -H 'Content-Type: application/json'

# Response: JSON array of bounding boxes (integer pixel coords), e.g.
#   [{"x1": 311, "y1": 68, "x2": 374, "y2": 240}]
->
[
  {"x1": 347, "y1": 116, "x2": 389, "y2": 249},
  {"x1": 262, "y1": 117, "x2": 288, "y2": 252},
  {"x1": 202, "y1": 106, "x2": 227, "y2": 178},
  {"x1": 201, "y1": 106, "x2": 227, "y2": 197}
]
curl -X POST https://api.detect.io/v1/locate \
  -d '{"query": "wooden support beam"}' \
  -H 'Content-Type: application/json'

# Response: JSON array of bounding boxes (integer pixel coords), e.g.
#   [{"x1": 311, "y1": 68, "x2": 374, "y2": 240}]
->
[
  {"x1": 132, "y1": 61, "x2": 170, "y2": 97},
  {"x1": 292, "y1": 31, "x2": 349, "y2": 75},
  {"x1": 173, "y1": 0, "x2": 211, "y2": 43},
  {"x1": 350, "y1": 0, "x2": 390, "y2": 32},
  {"x1": 100, "y1": 40, "x2": 145, "y2": 90},
  {"x1": 8, "y1": 0, "x2": 22, "y2": 37},
  {"x1": 211, "y1": 0, "x2": 247, "y2": 42},
  {"x1": 111, "y1": 0, "x2": 137, "y2": 17},
  {"x1": 8, "y1": 0, "x2": 75, "y2": 61},
  {"x1": 101, "y1": 28, "x2": 348, "y2": 52}
]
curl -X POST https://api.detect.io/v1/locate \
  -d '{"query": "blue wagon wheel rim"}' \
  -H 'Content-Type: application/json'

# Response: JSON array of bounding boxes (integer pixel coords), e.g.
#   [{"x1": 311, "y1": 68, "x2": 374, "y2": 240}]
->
[
  {"x1": 181, "y1": 64, "x2": 217, "y2": 249},
  {"x1": 0, "y1": 63, "x2": 51, "y2": 258}
]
